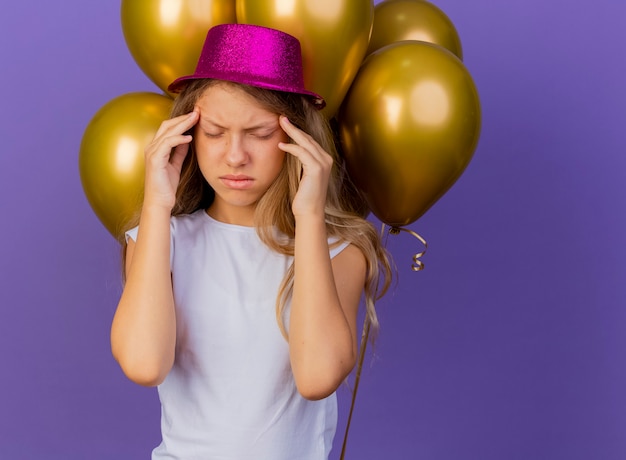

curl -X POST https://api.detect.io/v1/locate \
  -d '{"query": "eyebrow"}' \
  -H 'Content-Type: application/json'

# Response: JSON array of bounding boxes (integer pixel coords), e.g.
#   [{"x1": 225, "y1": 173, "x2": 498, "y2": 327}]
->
[{"x1": 200, "y1": 117, "x2": 278, "y2": 131}]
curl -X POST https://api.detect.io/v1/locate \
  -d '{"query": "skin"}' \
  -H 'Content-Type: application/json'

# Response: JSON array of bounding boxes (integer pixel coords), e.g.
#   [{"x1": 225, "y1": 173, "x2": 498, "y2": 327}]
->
[
  {"x1": 194, "y1": 83, "x2": 288, "y2": 225},
  {"x1": 111, "y1": 83, "x2": 366, "y2": 400}
]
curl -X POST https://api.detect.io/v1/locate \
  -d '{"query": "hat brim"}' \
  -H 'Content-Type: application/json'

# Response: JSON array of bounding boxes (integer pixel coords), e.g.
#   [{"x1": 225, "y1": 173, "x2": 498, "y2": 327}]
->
[{"x1": 168, "y1": 73, "x2": 326, "y2": 110}]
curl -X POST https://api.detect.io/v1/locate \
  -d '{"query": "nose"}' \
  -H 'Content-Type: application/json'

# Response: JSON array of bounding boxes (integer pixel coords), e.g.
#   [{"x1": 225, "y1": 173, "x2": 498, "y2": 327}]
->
[{"x1": 224, "y1": 135, "x2": 249, "y2": 167}]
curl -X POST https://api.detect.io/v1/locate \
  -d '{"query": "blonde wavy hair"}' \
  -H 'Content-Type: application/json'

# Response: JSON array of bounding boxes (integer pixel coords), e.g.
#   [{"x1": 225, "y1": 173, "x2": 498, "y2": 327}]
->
[{"x1": 123, "y1": 79, "x2": 392, "y2": 340}]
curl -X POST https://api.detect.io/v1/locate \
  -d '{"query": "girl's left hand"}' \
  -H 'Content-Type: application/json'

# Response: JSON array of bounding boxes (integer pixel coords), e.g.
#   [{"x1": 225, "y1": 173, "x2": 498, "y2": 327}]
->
[{"x1": 278, "y1": 116, "x2": 333, "y2": 219}]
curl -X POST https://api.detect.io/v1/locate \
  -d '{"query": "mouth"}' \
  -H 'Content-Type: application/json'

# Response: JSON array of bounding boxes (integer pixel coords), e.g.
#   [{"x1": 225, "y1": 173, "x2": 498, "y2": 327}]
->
[{"x1": 219, "y1": 174, "x2": 254, "y2": 190}]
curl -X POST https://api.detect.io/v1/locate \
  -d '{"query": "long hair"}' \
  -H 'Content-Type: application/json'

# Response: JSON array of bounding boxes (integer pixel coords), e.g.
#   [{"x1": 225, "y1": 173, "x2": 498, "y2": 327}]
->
[{"x1": 123, "y1": 79, "x2": 392, "y2": 340}]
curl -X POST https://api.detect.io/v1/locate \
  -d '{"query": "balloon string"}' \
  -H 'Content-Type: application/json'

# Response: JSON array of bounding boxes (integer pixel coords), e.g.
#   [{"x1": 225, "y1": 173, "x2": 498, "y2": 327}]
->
[
  {"x1": 387, "y1": 224, "x2": 428, "y2": 271},
  {"x1": 339, "y1": 315, "x2": 371, "y2": 460},
  {"x1": 340, "y1": 223, "x2": 427, "y2": 458}
]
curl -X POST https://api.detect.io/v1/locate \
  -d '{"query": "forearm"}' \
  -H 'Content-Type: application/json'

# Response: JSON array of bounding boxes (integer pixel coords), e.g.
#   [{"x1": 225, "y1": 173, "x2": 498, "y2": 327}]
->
[
  {"x1": 111, "y1": 205, "x2": 176, "y2": 386},
  {"x1": 289, "y1": 214, "x2": 356, "y2": 399}
]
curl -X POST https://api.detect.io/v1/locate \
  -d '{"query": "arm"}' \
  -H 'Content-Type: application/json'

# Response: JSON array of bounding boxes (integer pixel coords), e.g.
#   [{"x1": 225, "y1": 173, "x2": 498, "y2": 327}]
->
[
  {"x1": 110, "y1": 110, "x2": 199, "y2": 386},
  {"x1": 290, "y1": 221, "x2": 365, "y2": 400},
  {"x1": 111, "y1": 206, "x2": 175, "y2": 386},
  {"x1": 278, "y1": 116, "x2": 365, "y2": 400}
]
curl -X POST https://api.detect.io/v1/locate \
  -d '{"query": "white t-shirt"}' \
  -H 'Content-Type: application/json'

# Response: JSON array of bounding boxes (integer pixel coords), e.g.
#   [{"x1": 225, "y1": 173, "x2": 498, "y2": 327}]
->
[{"x1": 126, "y1": 210, "x2": 348, "y2": 459}]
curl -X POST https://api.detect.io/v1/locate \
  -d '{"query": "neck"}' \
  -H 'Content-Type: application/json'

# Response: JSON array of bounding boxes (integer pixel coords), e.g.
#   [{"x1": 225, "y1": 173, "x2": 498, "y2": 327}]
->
[{"x1": 206, "y1": 202, "x2": 256, "y2": 227}]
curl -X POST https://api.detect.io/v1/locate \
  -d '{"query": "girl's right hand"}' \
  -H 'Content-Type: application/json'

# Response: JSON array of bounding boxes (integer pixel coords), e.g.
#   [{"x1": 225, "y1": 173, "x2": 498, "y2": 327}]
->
[{"x1": 143, "y1": 110, "x2": 199, "y2": 210}]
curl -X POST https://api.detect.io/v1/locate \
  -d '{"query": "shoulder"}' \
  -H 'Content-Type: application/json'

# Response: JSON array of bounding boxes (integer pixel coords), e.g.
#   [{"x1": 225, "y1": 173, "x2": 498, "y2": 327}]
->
[
  {"x1": 331, "y1": 243, "x2": 366, "y2": 279},
  {"x1": 328, "y1": 238, "x2": 350, "y2": 259},
  {"x1": 124, "y1": 210, "x2": 206, "y2": 243},
  {"x1": 332, "y1": 243, "x2": 365, "y2": 264},
  {"x1": 170, "y1": 209, "x2": 208, "y2": 236},
  {"x1": 331, "y1": 243, "x2": 367, "y2": 313},
  {"x1": 171, "y1": 209, "x2": 206, "y2": 226}
]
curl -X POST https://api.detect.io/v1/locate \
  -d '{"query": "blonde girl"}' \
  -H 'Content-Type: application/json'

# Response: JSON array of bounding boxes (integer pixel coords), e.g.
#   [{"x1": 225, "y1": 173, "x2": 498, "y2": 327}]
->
[{"x1": 111, "y1": 24, "x2": 391, "y2": 459}]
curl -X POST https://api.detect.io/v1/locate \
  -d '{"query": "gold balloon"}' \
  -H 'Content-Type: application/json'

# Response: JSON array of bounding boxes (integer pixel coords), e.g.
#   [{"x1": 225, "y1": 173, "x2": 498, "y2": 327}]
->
[
  {"x1": 339, "y1": 41, "x2": 480, "y2": 226},
  {"x1": 368, "y1": 0, "x2": 463, "y2": 59},
  {"x1": 79, "y1": 92, "x2": 173, "y2": 238},
  {"x1": 121, "y1": 0, "x2": 236, "y2": 96},
  {"x1": 236, "y1": 0, "x2": 374, "y2": 117}
]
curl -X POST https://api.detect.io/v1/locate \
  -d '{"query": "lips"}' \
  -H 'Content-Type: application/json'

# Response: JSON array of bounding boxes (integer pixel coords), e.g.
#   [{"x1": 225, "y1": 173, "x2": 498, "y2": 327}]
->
[{"x1": 219, "y1": 174, "x2": 254, "y2": 190}]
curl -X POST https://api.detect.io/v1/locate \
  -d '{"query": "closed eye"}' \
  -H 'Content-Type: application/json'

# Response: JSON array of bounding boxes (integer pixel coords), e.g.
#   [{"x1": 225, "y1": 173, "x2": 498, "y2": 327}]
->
[
  {"x1": 250, "y1": 129, "x2": 278, "y2": 140},
  {"x1": 253, "y1": 133, "x2": 274, "y2": 140},
  {"x1": 204, "y1": 131, "x2": 223, "y2": 138}
]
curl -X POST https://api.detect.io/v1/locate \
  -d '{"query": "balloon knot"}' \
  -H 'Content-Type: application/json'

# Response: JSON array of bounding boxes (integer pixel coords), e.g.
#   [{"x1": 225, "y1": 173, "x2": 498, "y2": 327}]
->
[{"x1": 385, "y1": 225, "x2": 428, "y2": 271}]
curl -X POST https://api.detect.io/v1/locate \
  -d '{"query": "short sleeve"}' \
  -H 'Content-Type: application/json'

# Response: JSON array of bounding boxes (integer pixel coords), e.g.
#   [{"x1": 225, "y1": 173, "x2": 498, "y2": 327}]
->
[
  {"x1": 329, "y1": 238, "x2": 350, "y2": 259},
  {"x1": 125, "y1": 226, "x2": 139, "y2": 243},
  {"x1": 124, "y1": 223, "x2": 174, "y2": 270}
]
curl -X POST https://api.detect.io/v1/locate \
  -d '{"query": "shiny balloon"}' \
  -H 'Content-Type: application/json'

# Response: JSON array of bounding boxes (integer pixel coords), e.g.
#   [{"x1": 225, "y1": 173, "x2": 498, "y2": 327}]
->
[
  {"x1": 121, "y1": 0, "x2": 236, "y2": 96},
  {"x1": 368, "y1": 0, "x2": 463, "y2": 59},
  {"x1": 339, "y1": 41, "x2": 480, "y2": 226},
  {"x1": 79, "y1": 92, "x2": 173, "y2": 238},
  {"x1": 236, "y1": 0, "x2": 374, "y2": 117}
]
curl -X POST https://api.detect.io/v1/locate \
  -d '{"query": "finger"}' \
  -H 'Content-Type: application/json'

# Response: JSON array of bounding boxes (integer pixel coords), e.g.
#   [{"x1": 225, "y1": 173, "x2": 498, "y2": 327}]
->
[
  {"x1": 154, "y1": 110, "x2": 199, "y2": 139},
  {"x1": 170, "y1": 142, "x2": 190, "y2": 172},
  {"x1": 148, "y1": 133, "x2": 193, "y2": 153},
  {"x1": 146, "y1": 133, "x2": 192, "y2": 164},
  {"x1": 158, "y1": 110, "x2": 198, "y2": 136},
  {"x1": 278, "y1": 141, "x2": 333, "y2": 177},
  {"x1": 278, "y1": 123, "x2": 332, "y2": 162},
  {"x1": 277, "y1": 141, "x2": 312, "y2": 163},
  {"x1": 278, "y1": 138, "x2": 331, "y2": 174},
  {"x1": 279, "y1": 116, "x2": 321, "y2": 151}
]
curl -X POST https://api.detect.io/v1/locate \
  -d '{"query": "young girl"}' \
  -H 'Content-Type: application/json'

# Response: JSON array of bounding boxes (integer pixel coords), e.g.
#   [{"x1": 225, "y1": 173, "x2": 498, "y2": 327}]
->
[{"x1": 111, "y1": 24, "x2": 391, "y2": 459}]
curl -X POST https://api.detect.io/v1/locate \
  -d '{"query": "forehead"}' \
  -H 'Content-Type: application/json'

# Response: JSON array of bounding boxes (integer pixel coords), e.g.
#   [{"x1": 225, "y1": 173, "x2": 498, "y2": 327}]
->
[{"x1": 195, "y1": 82, "x2": 277, "y2": 125}]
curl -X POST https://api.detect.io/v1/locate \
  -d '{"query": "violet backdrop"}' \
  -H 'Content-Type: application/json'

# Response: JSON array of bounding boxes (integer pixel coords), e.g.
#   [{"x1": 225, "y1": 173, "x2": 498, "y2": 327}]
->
[{"x1": 1, "y1": 1, "x2": 624, "y2": 459}]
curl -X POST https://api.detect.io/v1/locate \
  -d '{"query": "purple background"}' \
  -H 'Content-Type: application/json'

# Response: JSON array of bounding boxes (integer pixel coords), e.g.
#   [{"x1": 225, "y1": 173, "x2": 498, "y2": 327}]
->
[{"x1": 1, "y1": 0, "x2": 624, "y2": 458}]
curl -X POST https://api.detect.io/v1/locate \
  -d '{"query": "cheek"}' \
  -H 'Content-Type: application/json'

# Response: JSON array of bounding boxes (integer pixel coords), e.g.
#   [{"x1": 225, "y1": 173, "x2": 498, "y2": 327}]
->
[
  {"x1": 267, "y1": 148, "x2": 287, "y2": 178},
  {"x1": 194, "y1": 143, "x2": 219, "y2": 178},
  {"x1": 195, "y1": 136, "x2": 223, "y2": 158}
]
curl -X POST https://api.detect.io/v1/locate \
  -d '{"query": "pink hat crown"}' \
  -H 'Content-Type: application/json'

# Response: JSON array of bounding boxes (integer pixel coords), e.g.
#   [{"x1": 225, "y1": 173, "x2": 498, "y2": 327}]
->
[{"x1": 168, "y1": 24, "x2": 325, "y2": 109}]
